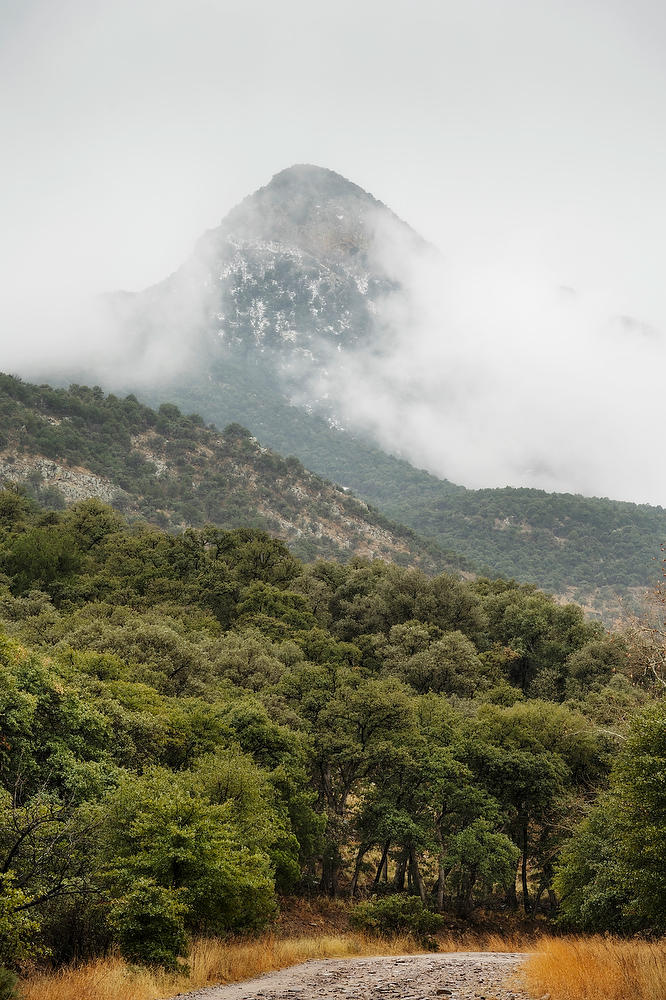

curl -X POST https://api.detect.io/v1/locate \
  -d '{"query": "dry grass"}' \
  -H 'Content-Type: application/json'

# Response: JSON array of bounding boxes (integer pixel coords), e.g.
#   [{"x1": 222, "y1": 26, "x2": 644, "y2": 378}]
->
[
  {"x1": 19, "y1": 933, "x2": 420, "y2": 1000},
  {"x1": 19, "y1": 929, "x2": 533, "y2": 1000},
  {"x1": 522, "y1": 935, "x2": 666, "y2": 1000},
  {"x1": 22, "y1": 931, "x2": 666, "y2": 1000}
]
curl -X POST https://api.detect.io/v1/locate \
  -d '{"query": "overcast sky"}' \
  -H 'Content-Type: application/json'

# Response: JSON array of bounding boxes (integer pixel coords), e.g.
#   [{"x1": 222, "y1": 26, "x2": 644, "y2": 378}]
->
[{"x1": 1, "y1": 0, "x2": 665, "y2": 503}]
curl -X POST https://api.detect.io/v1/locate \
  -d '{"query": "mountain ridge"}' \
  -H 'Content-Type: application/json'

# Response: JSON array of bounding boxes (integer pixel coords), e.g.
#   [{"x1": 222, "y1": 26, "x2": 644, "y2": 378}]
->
[{"x1": 0, "y1": 373, "x2": 463, "y2": 574}]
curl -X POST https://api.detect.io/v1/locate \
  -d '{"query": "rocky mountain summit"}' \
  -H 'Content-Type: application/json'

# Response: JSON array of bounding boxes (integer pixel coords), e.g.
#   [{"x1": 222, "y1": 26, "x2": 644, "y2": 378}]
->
[
  {"x1": 112, "y1": 164, "x2": 424, "y2": 408},
  {"x1": 219, "y1": 164, "x2": 414, "y2": 265},
  {"x1": 206, "y1": 164, "x2": 423, "y2": 358}
]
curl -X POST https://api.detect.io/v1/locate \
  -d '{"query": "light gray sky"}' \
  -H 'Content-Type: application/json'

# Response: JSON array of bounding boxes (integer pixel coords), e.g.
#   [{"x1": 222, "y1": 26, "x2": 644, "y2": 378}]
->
[{"x1": 1, "y1": 0, "x2": 665, "y2": 503}]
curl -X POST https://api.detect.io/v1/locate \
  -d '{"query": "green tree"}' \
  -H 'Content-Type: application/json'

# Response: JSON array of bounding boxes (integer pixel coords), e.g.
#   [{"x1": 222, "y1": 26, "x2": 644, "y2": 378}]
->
[
  {"x1": 0, "y1": 874, "x2": 40, "y2": 967},
  {"x1": 109, "y1": 878, "x2": 188, "y2": 969},
  {"x1": 470, "y1": 700, "x2": 602, "y2": 913},
  {"x1": 613, "y1": 701, "x2": 666, "y2": 929},
  {"x1": 553, "y1": 702, "x2": 666, "y2": 932},
  {"x1": 554, "y1": 799, "x2": 630, "y2": 931},
  {"x1": 390, "y1": 629, "x2": 486, "y2": 696},
  {"x1": 481, "y1": 585, "x2": 600, "y2": 696},
  {"x1": 101, "y1": 767, "x2": 277, "y2": 936}
]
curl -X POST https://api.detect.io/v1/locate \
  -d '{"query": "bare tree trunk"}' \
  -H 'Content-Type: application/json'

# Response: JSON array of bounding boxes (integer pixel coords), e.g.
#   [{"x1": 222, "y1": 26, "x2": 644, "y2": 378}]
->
[
  {"x1": 330, "y1": 858, "x2": 339, "y2": 898},
  {"x1": 434, "y1": 822, "x2": 446, "y2": 912},
  {"x1": 320, "y1": 844, "x2": 341, "y2": 897},
  {"x1": 371, "y1": 840, "x2": 391, "y2": 894},
  {"x1": 409, "y1": 848, "x2": 427, "y2": 905},
  {"x1": 505, "y1": 848, "x2": 520, "y2": 909},
  {"x1": 455, "y1": 873, "x2": 476, "y2": 917},
  {"x1": 436, "y1": 861, "x2": 446, "y2": 912},
  {"x1": 393, "y1": 848, "x2": 408, "y2": 891},
  {"x1": 521, "y1": 817, "x2": 531, "y2": 915},
  {"x1": 350, "y1": 843, "x2": 371, "y2": 898},
  {"x1": 533, "y1": 886, "x2": 543, "y2": 914},
  {"x1": 319, "y1": 856, "x2": 332, "y2": 895}
]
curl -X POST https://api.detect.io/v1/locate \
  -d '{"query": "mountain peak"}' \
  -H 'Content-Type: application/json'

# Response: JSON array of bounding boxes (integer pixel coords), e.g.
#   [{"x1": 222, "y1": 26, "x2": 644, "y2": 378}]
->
[
  {"x1": 119, "y1": 163, "x2": 428, "y2": 380},
  {"x1": 263, "y1": 164, "x2": 380, "y2": 203},
  {"x1": 217, "y1": 163, "x2": 410, "y2": 263}
]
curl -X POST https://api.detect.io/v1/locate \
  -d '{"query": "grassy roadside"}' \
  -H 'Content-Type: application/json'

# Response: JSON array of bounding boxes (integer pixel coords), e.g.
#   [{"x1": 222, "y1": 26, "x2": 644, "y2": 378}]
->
[
  {"x1": 19, "y1": 930, "x2": 528, "y2": 1000},
  {"x1": 522, "y1": 936, "x2": 666, "y2": 1000},
  {"x1": 20, "y1": 931, "x2": 666, "y2": 1000},
  {"x1": 20, "y1": 934, "x2": 426, "y2": 1000}
]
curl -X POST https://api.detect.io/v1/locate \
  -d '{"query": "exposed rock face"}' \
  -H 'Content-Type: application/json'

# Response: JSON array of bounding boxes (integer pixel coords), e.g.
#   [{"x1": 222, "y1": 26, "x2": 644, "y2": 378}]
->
[
  {"x1": 0, "y1": 455, "x2": 126, "y2": 506},
  {"x1": 221, "y1": 165, "x2": 394, "y2": 264}
]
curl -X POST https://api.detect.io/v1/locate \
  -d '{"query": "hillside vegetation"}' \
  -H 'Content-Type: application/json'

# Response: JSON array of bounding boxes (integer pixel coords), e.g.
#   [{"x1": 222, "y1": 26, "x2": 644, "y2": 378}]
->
[
  {"x1": 161, "y1": 351, "x2": 665, "y2": 617},
  {"x1": 0, "y1": 374, "x2": 453, "y2": 572},
  {"x1": 0, "y1": 491, "x2": 663, "y2": 982}
]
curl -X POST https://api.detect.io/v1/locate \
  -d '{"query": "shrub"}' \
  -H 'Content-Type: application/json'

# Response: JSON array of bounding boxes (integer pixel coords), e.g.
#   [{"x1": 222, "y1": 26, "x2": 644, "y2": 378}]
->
[
  {"x1": 350, "y1": 895, "x2": 443, "y2": 949},
  {"x1": 109, "y1": 879, "x2": 188, "y2": 969},
  {"x1": 103, "y1": 768, "x2": 279, "y2": 937},
  {"x1": 0, "y1": 875, "x2": 40, "y2": 968},
  {"x1": 0, "y1": 969, "x2": 18, "y2": 1000}
]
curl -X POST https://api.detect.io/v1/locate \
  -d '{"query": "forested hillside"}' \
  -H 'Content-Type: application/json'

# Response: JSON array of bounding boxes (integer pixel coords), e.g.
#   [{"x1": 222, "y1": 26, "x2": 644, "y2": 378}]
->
[
  {"x1": 0, "y1": 374, "x2": 456, "y2": 572},
  {"x1": 155, "y1": 349, "x2": 666, "y2": 617},
  {"x1": 0, "y1": 492, "x2": 663, "y2": 975}
]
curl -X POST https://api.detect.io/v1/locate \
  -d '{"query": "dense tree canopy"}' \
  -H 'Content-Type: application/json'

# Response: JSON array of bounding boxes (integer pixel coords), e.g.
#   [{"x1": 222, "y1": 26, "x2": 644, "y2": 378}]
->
[
  {"x1": 0, "y1": 492, "x2": 661, "y2": 971},
  {"x1": 555, "y1": 699, "x2": 666, "y2": 933}
]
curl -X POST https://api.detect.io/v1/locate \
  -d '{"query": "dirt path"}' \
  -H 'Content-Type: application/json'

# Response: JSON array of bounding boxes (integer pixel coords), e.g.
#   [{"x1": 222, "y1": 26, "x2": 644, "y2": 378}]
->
[{"x1": 173, "y1": 951, "x2": 533, "y2": 1000}]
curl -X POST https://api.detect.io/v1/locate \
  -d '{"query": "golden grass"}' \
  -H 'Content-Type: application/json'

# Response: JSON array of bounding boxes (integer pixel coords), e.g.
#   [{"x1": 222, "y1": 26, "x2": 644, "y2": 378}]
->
[
  {"x1": 19, "y1": 929, "x2": 532, "y2": 1000},
  {"x1": 19, "y1": 933, "x2": 419, "y2": 1000},
  {"x1": 522, "y1": 935, "x2": 666, "y2": 1000},
  {"x1": 28, "y1": 932, "x2": 666, "y2": 1000}
]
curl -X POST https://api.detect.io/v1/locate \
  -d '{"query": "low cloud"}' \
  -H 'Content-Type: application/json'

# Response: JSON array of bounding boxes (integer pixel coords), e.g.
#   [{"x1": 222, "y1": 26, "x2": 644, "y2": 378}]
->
[
  {"x1": 302, "y1": 211, "x2": 665, "y2": 505},
  {"x1": 0, "y1": 240, "x2": 216, "y2": 391},
  {"x1": 1, "y1": 194, "x2": 662, "y2": 508}
]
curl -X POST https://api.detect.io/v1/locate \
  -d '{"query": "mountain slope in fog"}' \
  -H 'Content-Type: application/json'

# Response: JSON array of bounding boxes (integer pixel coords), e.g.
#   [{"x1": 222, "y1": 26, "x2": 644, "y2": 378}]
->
[{"x1": 23, "y1": 165, "x2": 666, "y2": 616}]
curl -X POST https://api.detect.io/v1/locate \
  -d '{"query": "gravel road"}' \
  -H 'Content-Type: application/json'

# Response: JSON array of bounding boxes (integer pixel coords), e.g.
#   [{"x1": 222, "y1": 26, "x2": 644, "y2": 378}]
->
[{"x1": 172, "y1": 951, "x2": 533, "y2": 1000}]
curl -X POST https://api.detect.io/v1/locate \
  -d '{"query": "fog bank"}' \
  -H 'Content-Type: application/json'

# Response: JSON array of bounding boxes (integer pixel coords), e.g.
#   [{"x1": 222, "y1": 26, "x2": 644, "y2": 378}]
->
[{"x1": 306, "y1": 217, "x2": 664, "y2": 504}]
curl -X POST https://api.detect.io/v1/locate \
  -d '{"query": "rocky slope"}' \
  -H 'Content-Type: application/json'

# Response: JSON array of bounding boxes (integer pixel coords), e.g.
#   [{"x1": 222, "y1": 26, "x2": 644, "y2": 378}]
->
[{"x1": 0, "y1": 374, "x2": 453, "y2": 571}]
